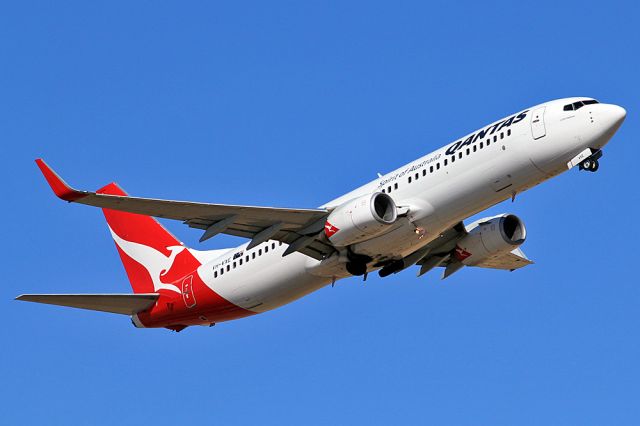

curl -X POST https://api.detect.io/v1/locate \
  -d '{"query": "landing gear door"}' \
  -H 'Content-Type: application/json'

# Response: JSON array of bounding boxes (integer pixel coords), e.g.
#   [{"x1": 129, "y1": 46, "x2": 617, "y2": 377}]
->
[{"x1": 531, "y1": 106, "x2": 546, "y2": 140}]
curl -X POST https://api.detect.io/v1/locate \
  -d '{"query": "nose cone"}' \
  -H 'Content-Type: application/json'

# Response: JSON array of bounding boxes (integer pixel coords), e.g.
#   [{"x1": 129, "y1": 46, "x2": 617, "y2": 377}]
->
[{"x1": 602, "y1": 104, "x2": 626, "y2": 133}]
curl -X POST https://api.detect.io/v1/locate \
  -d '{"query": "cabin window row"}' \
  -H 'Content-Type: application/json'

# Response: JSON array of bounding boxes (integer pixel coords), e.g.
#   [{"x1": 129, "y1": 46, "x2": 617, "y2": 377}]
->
[
  {"x1": 382, "y1": 182, "x2": 399, "y2": 194},
  {"x1": 213, "y1": 241, "x2": 283, "y2": 278}
]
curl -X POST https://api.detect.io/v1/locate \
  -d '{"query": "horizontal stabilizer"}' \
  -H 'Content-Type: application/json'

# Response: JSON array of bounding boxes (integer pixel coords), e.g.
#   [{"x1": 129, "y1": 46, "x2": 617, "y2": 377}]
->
[{"x1": 15, "y1": 293, "x2": 159, "y2": 315}]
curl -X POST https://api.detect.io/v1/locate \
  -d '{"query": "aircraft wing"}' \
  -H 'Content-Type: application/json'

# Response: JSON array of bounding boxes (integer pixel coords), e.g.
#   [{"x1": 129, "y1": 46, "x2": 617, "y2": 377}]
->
[
  {"x1": 16, "y1": 293, "x2": 159, "y2": 315},
  {"x1": 36, "y1": 159, "x2": 335, "y2": 260}
]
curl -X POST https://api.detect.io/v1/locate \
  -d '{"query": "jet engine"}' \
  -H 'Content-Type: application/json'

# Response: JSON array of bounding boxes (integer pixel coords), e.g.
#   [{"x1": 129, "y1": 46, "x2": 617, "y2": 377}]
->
[
  {"x1": 455, "y1": 214, "x2": 526, "y2": 265},
  {"x1": 325, "y1": 192, "x2": 398, "y2": 247}
]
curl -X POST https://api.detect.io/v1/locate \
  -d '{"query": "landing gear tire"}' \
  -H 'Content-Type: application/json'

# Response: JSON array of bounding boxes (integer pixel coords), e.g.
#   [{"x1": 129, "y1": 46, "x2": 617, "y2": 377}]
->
[
  {"x1": 581, "y1": 158, "x2": 599, "y2": 172},
  {"x1": 579, "y1": 149, "x2": 603, "y2": 173},
  {"x1": 346, "y1": 261, "x2": 367, "y2": 276}
]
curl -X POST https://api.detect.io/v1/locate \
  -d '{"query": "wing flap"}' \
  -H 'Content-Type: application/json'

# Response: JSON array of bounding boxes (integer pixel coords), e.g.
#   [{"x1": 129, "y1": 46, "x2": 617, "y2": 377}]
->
[{"x1": 15, "y1": 293, "x2": 159, "y2": 315}]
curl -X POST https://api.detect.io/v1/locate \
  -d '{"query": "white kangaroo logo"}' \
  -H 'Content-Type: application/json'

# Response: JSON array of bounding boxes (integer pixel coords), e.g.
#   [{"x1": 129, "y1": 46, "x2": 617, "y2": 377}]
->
[{"x1": 108, "y1": 226, "x2": 185, "y2": 293}]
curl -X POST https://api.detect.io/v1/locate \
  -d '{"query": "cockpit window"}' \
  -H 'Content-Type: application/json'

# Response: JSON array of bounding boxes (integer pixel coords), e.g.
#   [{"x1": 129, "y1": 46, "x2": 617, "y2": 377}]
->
[{"x1": 563, "y1": 99, "x2": 599, "y2": 111}]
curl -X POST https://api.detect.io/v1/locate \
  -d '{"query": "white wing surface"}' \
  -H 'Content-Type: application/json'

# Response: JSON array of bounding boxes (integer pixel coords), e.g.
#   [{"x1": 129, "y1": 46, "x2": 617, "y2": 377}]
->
[{"x1": 36, "y1": 159, "x2": 334, "y2": 260}]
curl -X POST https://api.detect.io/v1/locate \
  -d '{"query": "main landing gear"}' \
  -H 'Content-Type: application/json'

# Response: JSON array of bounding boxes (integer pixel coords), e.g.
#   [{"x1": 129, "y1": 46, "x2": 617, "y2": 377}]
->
[
  {"x1": 345, "y1": 251, "x2": 371, "y2": 277},
  {"x1": 346, "y1": 261, "x2": 367, "y2": 276},
  {"x1": 579, "y1": 149, "x2": 603, "y2": 173}
]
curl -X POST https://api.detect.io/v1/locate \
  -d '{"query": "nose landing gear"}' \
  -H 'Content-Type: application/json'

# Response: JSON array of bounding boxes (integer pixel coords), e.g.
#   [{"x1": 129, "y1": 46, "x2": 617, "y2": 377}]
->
[
  {"x1": 580, "y1": 158, "x2": 599, "y2": 172},
  {"x1": 579, "y1": 149, "x2": 603, "y2": 173}
]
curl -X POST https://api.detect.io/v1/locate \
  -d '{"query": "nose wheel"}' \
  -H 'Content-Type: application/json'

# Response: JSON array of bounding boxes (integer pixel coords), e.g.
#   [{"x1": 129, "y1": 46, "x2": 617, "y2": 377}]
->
[
  {"x1": 580, "y1": 158, "x2": 599, "y2": 172},
  {"x1": 579, "y1": 149, "x2": 603, "y2": 173}
]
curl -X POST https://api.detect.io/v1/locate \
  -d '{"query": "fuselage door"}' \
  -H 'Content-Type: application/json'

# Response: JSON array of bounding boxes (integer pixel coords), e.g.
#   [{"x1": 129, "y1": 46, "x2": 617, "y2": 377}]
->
[{"x1": 530, "y1": 106, "x2": 546, "y2": 139}]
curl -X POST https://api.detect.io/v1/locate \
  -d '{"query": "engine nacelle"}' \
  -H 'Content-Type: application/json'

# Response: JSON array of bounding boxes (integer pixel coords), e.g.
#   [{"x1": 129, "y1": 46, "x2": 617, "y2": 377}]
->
[
  {"x1": 455, "y1": 214, "x2": 526, "y2": 265},
  {"x1": 325, "y1": 192, "x2": 398, "y2": 247}
]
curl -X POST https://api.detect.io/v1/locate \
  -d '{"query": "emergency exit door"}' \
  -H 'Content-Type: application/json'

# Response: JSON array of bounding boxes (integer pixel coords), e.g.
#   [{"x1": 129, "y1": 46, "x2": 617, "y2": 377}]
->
[{"x1": 531, "y1": 106, "x2": 546, "y2": 139}]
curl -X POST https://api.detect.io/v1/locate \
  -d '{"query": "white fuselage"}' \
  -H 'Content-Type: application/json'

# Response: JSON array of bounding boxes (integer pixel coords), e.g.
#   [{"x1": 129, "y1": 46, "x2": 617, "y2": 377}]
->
[{"x1": 194, "y1": 98, "x2": 625, "y2": 314}]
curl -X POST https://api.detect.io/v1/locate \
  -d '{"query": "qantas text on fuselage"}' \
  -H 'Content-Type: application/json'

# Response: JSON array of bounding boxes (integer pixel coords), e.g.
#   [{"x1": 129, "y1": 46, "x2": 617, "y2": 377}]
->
[{"x1": 19, "y1": 97, "x2": 626, "y2": 332}]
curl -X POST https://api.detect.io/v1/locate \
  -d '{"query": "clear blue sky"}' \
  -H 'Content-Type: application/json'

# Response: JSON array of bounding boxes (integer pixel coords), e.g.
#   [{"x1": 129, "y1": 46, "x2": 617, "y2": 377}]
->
[{"x1": 2, "y1": 1, "x2": 639, "y2": 424}]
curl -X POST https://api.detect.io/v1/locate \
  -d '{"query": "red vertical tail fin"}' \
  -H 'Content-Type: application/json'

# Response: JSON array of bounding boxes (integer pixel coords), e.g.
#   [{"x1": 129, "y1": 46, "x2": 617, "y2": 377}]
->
[{"x1": 97, "y1": 183, "x2": 201, "y2": 294}]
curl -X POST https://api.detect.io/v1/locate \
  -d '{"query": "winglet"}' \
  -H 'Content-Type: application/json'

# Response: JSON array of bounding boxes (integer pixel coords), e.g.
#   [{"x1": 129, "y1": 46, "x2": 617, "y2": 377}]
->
[{"x1": 35, "y1": 159, "x2": 88, "y2": 202}]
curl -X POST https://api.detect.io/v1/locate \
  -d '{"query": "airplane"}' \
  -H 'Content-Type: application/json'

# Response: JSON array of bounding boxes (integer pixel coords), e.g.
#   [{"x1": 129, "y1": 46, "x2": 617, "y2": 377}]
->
[{"x1": 17, "y1": 97, "x2": 626, "y2": 332}]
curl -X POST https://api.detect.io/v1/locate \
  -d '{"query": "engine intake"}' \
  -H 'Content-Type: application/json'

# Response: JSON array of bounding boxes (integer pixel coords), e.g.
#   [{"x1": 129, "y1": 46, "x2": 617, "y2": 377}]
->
[
  {"x1": 455, "y1": 214, "x2": 526, "y2": 265},
  {"x1": 325, "y1": 192, "x2": 398, "y2": 247}
]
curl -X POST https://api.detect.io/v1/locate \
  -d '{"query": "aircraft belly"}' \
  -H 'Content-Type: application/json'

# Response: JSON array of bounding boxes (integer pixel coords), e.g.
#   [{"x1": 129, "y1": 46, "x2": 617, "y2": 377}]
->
[
  {"x1": 199, "y1": 251, "x2": 331, "y2": 313},
  {"x1": 351, "y1": 218, "x2": 435, "y2": 259},
  {"x1": 432, "y1": 149, "x2": 538, "y2": 218}
]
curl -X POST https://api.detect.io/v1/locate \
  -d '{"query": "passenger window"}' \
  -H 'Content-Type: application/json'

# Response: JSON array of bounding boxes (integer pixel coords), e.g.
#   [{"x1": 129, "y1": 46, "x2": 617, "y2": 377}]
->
[
  {"x1": 430, "y1": 166, "x2": 434, "y2": 173},
  {"x1": 444, "y1": 159, "x2": 448, "y2": 166},
  {"x1": 422, "y1": 169, "x2": 426, "y2": 177},
  {"x1": 259, "y1": 249, "x2": 262, "y2": 256},
  {"x1": 220, "y1": 269, "x2": 224, "y2": 275},
  {"x1": 436, "y1": 163, "x2": 440, "y2": 170},
  {"x1": 458, "y1": 152, "x2": 462, "y2": 159},
  {"x1": 451, "y1": 155, "x2": 455, "y2": 163},
  {"x1": 473, "y1": 145, "x2": 477, "y2": 152},
  {"x1": 480, "y1": 142, "x2": 483, "y2": 149},
  {"x1": 233, "y1": 261, "x2": 236, "y2": 268},
  {"x1": 245, "y1": 255, "x2": 249, "y2": 262},
  {"x1": 507, "y1": 129, "x2": 511, "y2": 136},
  {"x1": 500, "y1": 132, "x2": 504, "y2": 139},
  {"x1": 486, "y1": 139, "x2": 490, "y2": 146},
  {"x1": 394, "y1": 183, "x2": 398, "y2": 189},
  {"x1": 466, "y1": 148, "x2": 470, "y2": 155},
  {"x1": 408, "y1": 176, "x2": 412, "y2": 183},
  {"x1": 239, "y1": 259, "x2": 243, "y2": 265},
  {"x1": 214, "y1": 271, "x2": 218, "y2": 278},
  {"x1": 252, "y1": 252, "x2": 256, "y2": 259},
  {"x1": 226, "y1": 265, "x2": 230, "y2": 272},
  {"x1": 415, "y1": 173, "x2": 419, "y2": 180},
  {"x1": 272, "y1": 243, "x2": 276, "y2": 249},
  {"x1": 493, "y1": 135, "x2": 497, "y2": 142}
]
